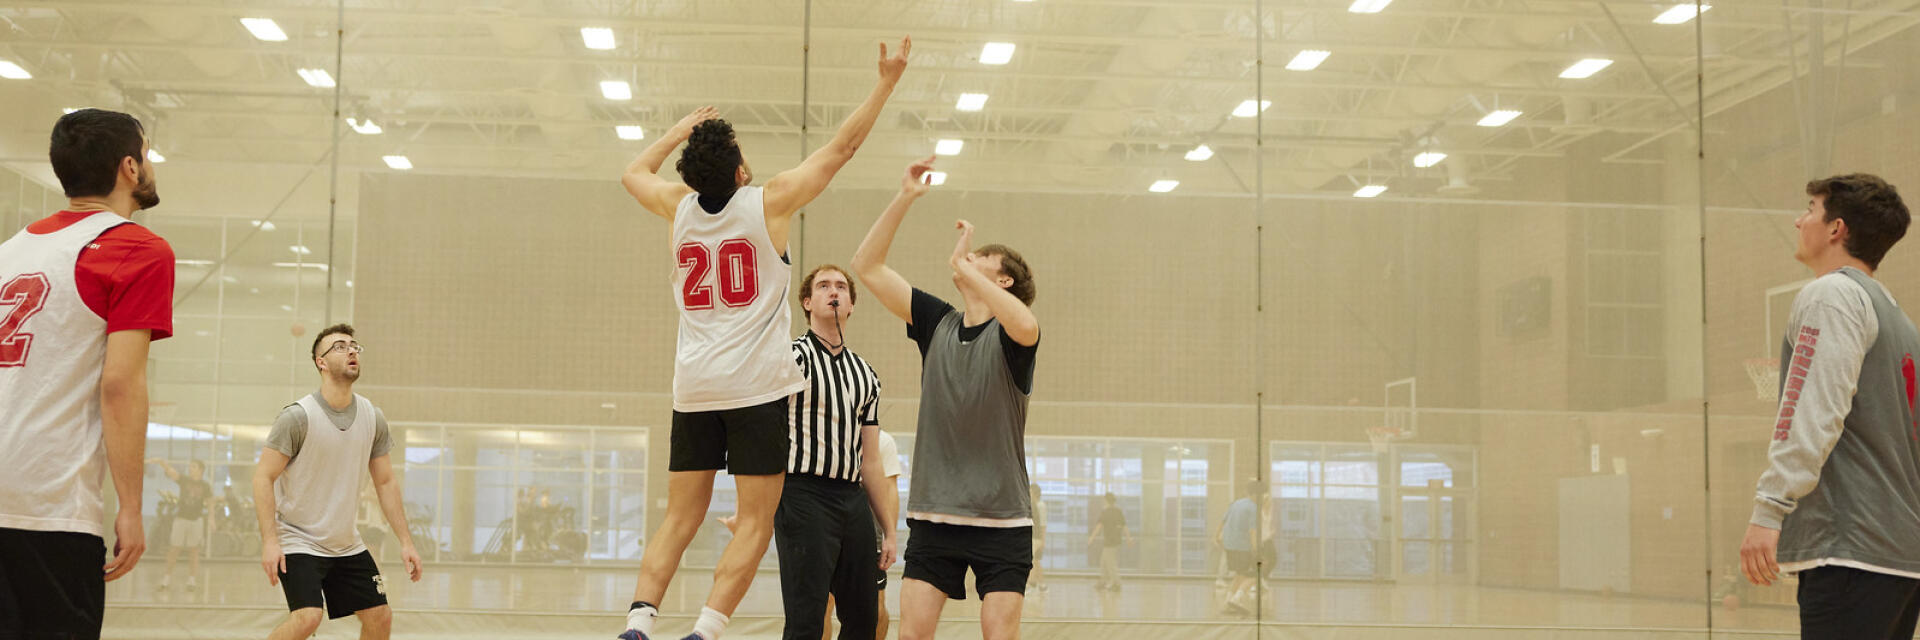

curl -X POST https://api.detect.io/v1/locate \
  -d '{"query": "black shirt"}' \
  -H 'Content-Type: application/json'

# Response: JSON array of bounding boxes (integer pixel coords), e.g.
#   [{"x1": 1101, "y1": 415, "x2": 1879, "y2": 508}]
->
[
  {"x1": 176, "y1": 477, "x2": 212, "y2": 520},
  {"x1": 906, "y1": 288, "x2": 1038, "y2": 394},
  {"x1": 1099, "y1": 506, "x2": 1126, "y2": 547}
]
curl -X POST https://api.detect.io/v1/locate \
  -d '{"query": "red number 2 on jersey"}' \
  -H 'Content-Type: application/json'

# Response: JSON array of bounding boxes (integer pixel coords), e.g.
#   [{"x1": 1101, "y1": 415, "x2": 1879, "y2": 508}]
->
[
  {"x1": 0, "y1": 273, "x2": 52, "y2": 367},
  {"x1": 678, "y1": 239, "x2": 759, "y2": 310}
]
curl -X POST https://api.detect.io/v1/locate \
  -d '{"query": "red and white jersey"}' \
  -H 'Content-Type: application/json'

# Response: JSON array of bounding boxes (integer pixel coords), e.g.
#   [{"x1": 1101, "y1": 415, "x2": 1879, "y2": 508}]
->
[
  {"x1": 669, "y1": 186, "x2": 806, "y2": 412},
  {"x1": 0, "y1": 212, "x2": 133, "y2": 536}
]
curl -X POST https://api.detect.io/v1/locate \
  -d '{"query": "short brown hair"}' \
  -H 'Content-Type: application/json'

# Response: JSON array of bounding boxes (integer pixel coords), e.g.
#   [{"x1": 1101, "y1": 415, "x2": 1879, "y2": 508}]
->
[
  {"x1": 976, "y1": 244, "x2": 1035, "y2": 306},
  {"x1": 798, "y1": 264, "x2": 856, "y2": 307},
  {"x1": 1809, "y1": 174, "x2": 1910, "y2": 269},
  {"x1": 310, "y1": 323, "x2": 356, "y2": 370}
]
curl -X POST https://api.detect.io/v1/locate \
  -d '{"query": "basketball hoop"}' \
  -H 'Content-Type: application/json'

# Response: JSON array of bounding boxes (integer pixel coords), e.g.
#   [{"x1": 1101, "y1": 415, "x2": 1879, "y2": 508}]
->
[
  {"x1": 1366, "y1": 426, "x2": 1410, "y2": 454},
  {"x1": 1743, "y1": 358, "x2": 1780, "y2": 403}
]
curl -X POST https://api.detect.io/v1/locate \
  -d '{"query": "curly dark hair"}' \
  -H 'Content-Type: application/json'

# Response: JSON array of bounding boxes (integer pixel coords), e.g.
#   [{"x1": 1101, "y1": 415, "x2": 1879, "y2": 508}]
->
[
  {"x1": 1808, "y1": 173, "x2": 1910, "y2": 269},
  {"x1": 676, "y1": 119, "x2": 743, "y2": 198}
]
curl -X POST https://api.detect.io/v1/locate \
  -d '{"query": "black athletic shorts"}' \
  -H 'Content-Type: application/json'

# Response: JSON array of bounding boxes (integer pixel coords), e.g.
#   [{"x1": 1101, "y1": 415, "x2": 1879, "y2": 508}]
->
[
  {"x1": 0, "y1": 528, "x2": 105, "y2": 639},
  {"x1": 1227, "y1": 550, "x2": 1259, "y2": 577},
  {"x1": 669, "y1": 397, "x2": 789, "y2": 475},
  {"x1": 280, "y1": 551, "x2": 388, "y2": 619},
  {"x1": 902, "y1": 519, "x2": 1032, "y2": 600}
]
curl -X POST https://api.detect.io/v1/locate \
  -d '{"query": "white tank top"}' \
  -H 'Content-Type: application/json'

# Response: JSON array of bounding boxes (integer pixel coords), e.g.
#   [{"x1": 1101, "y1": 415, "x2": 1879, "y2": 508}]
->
[
  {"x1": 669, "y1": 186, "x2": 806, "y2": 412},
  {"x1": 0, "y1": 212, "x2": 133, "y2": 536},
  {"x1": 276, "y1": 393, "x2": 377, "y2": 557}
]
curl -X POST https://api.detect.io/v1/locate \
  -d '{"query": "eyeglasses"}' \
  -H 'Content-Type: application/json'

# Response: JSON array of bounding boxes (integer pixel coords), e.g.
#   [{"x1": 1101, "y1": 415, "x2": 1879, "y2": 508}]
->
[{"x1": 322, "y1": 342, "x2": 364, "y2": 356}]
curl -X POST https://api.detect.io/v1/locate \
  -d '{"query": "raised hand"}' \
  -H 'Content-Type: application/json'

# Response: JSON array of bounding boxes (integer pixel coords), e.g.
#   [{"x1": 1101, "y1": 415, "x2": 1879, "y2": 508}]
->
[
  {"x1": 878, "y1": 36, "x2": 911, "y2": 82},
  {"x1": 903, "y1": 155, "x2": 936, "y2": 197}
]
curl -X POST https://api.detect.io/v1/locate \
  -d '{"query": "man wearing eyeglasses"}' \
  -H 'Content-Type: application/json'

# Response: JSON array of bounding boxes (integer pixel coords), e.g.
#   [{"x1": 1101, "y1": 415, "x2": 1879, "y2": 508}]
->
[{"x1": 251, "y1": 324, "x2": 422, "y2": 640}]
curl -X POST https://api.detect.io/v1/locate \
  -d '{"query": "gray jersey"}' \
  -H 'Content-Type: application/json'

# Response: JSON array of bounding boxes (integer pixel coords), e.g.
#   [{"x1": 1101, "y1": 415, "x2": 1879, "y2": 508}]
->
[
  {"x1": 1755, "y1": 267, "x2": 1920, "y2": 575},
  {"x1": 906, "y1": 301, "x2": 1035, "y2": 521},
  {"x1": 267, "y1": 392, "x2": 391, "y2": 557}
]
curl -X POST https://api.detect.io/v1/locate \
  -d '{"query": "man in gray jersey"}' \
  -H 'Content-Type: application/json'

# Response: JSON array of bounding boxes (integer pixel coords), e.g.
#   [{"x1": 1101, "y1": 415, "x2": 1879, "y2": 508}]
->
[
  {"x1": 253, "y1": 324, "x2": 422, "y2": 640},
  {"x1": 1740, "y1": 174, "x2": 1920, "y2": 640},
  {"x1": 853, "y1": 157, "x2": 1040, "y2": 640}
]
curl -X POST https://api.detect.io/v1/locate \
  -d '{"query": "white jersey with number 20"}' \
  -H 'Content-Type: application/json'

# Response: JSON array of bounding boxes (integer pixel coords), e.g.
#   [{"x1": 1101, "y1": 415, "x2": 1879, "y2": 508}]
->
[{"x1": 669, "y1": 186, "x2": 805, "y2": 412}]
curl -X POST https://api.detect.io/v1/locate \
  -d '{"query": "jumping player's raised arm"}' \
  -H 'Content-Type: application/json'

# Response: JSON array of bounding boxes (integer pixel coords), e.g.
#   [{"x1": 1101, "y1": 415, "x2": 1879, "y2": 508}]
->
[
  {"x1": 621, "y1": 107, "x2": 719, "y2": 220},
  {"x1": 851, "y1": 157, "x2": 935, "y2": 324},
  {"x1": 763, "y1": 37, "x2": 911, "y2": 221}
]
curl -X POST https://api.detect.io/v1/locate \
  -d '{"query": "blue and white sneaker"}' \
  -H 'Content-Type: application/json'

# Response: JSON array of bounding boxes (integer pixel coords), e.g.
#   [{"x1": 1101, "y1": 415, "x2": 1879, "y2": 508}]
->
[{"x1": 617, "y1": 630, "x2": 650, "y2": 640}]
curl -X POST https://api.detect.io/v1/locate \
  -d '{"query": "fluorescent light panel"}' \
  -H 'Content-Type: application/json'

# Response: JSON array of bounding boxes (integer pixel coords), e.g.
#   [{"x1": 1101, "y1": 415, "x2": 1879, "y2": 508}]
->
[
  {"x1": 1354, "y1": 185, "x2": 1388, "y2": 198},
  {"x1": 346, "y1": 118, "x2": 382, "y2": 135},
  {"x1": 956, "y1": 93, "x2": 989, "y2": 111},
  {"x1": 926, "y1": 171, "x2": 948, "y2": 186},
  {"x1": 1149, "y1": 179, "x2": 1180, "y2": 193},
  {"x1": 600, "y1": 80, "x2": 631, "y2": 100},
  {"x1": 240, "y1": 18, "x2": 288, "y2": 41},
  {"x1": 1233, "y1": 99, "x2": 1271, "y2": 118},
  {"x1": 296, "y1": 68, "x2": 334, "y2": 87},
  {"x1": 146, "y1": 149, "x2": 165, "y2": 163},
  {"x1": 1654, "y1": 4, "x2": 1711, "y2": 24},
  {"x1": 981, "y1": 42, "x2": 1016, "y2": 65},
  {"x1": 1477, "y1": 109, "x2": 1522, "y2": 127},
  {"x1": 1185, "y1": 144, "x2": 1214, "y2": 161},
  {"x1": 382, "y1": 155, "x2": 412, "y2": 170},
  {"x1": 1559, "y1": 58, "x2": 1614, "y2": 79},
  {"x1": 1350, "y1": 0, "x2": 1394, "y2": 13},
  {"x1": 616, "y1": 125, "x2": 645, "y2": 140},
  {"x1": 581, "y1": 27, "x2": 616, "y2": 50},
  {"x1": 1286, "y1": 50, "x2": 1330, "y2": 71},
  {"x1": 0, "y1": 61, "x2": 33, "y2": 80},
  {"x1": 1413, "y1": 152, "x2": 1447, "y2": 168},
  {"x1": 934, "y1": 139, "x2": 965, "y2": 156}
]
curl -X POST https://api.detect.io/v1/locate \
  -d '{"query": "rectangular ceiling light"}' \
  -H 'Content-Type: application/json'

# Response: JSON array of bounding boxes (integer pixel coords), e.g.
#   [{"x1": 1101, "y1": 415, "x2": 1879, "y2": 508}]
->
[
  {"x1": 146, "y1": 149, "x2": 166, "y2": 163},
  {"x1": 1149, "y1": 179, "x2": 1180, "y2": 193},
  {"x1": 926, "y1": 171, "x2": 948, "y2": 186},
  {"x1": 981, "y1": 42, "x2": 1017, "y2": 65},
  {"x1": 1185, "y1": 144, "x2": 1214, "y2": 161},
  {"x1": 1286, "y1": 50, "x2": 1331, "y2": 71},
  {"x1": 1653, "y1": 4, "x2": 1711, "y2": 24},
  {"x1": 956, "y1": 93, "x2": 989, "y2": 111},
  {"x1": 289, "y1": 245, "x2": 313, "y2": 255},
  {"x1": 1559, "y1": 58, "x2": 1614, "y2": 79},
  {"x1": 935, "y1": 139, "x2": 965, "y2": 156},
  {"x1": 296, "y1": 68, "x2": 334, "y2": 87},
  {"x1": 616, "y1": 125, "x2": 645, "y2": 140},
  {"x1": 346, "y1": 118, "x2": 382, "y2": 135},
  {"x1": 600, "y1": 80, "x2": 632, "y2": 100},
  {"x1": 1477, "y1": 109, "x2": 1522, "y2": 127},
  {"x1": 1354, "y1": 184, "x2": 1388, "y2": 198},
  {"x1": 1232, "y1": 99, "x2": 1272, "y2": 118},
  {"x1": 382, "y1": 155, "x2": 412, "y2": 170},
  {"x1": 581, "y1": 27, "x2": 616, "y2": 50},
  {"x1": 0, "y1": 61, "x2": 30, "y2": 80},
  {"x1": 1349, "y1": 0, "x2": 1394, "y2": 13},
  {"x1": 240, "y1": 18, "x2": 288, "y2": 41},
  {"x1": 1413, "y1": 152, "x2": 1447, "y2": 168}
]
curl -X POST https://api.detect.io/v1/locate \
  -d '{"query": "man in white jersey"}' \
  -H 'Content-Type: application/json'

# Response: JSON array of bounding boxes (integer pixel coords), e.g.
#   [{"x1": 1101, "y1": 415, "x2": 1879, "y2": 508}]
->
[
  {"x1": 615, "y1": 37, "x2": 911, "y2": 640},
  {"x1": 0, "y1": 108, "x2": 173, "y2": 639},
  {"x1": 1738, "y1": 174, "x2": 1920, "y2": 640},
  {"x1": 254, "y1": 324, "x2": 422, "y2": 640}
]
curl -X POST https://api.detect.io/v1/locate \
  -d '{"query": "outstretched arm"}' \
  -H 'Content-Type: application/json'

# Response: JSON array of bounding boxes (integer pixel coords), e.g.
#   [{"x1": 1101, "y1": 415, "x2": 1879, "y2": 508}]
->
[
  {"x1": 948, "y1": 221, "x2": 1040, "y2": 346},
  {"x1": 621, "y1": 107, "x2": 719, "y2": 219},
  {"x1": 851, "y1": 156, "x2": 935, "y2": 324},
  {"x1": 764, "y1": 36, "x2": 911, "y2": 219}
]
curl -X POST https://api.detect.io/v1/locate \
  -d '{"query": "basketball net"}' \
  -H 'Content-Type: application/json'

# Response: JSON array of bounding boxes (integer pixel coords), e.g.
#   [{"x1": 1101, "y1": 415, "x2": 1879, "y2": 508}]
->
[{"x1": 1743, "y1": 358, "x2": 1781, "y2": 403}]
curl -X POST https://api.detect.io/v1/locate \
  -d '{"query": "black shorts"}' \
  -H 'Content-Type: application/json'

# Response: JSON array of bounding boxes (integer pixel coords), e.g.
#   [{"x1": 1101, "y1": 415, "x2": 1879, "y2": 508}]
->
[
  {"x1": 902, "y1": 519, "x2": 1032, "y2": 600},
  {"x1": 669, "y1": 397, "x2": 789, "y2": 475},
  {"x1": 1227, "y1": 550, "x2": 1258, "y2": 577},
  {"x1": 0, "y1": 528, "x2": 105, "y2": 639},
  {"x1": 876, "y1": 559, "x2": 889, "y2": 592},
  {"x1": 281, "y1": 551, "x2": 388, "y2": 619},
  {"x1": 1799, "y1": 565, "x2": 1920, "y2": 640}
]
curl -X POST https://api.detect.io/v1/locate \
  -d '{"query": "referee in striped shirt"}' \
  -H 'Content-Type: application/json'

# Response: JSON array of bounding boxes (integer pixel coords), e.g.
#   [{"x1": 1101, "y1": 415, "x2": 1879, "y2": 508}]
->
[{"x1": 774, "y1": 264, "x2": 898, "y2": 640}]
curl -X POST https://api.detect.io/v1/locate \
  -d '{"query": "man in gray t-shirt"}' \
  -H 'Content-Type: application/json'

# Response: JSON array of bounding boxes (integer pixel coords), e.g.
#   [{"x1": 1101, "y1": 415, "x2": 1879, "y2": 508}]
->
[
  {"x1": 253, "y1": 324, "x2": 421, "y2": 640},
  {"x1": 853, "y1": 157, "x2": 1041, "y2": 640}
]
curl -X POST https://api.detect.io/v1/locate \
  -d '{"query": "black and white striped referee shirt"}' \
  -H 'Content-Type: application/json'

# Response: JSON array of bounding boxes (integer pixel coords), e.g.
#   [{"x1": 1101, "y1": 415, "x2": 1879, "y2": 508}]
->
[{"x1": 787, "y1": 331, "x2": 882, "y2": 482}]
